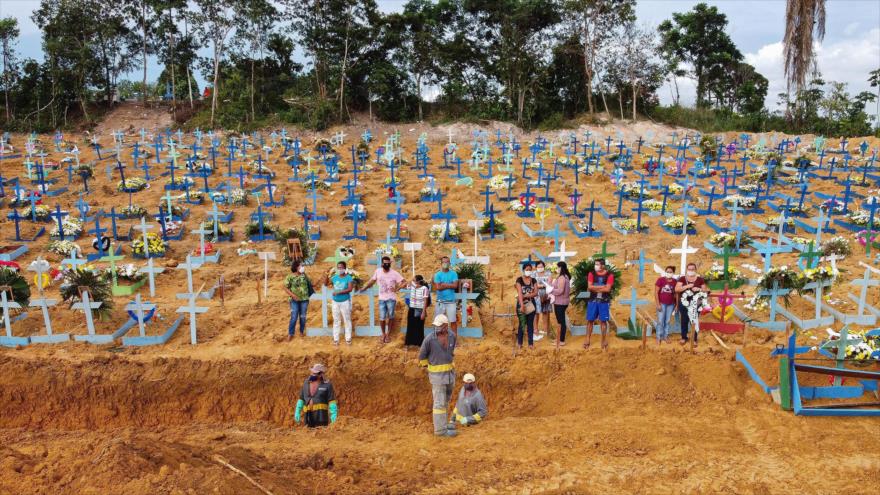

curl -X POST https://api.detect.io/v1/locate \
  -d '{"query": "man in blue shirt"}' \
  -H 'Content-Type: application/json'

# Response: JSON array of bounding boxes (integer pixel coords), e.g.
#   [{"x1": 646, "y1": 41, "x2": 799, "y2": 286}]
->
[
  {"x1": 432, "y1": 255, "x2": 459, "y2": 336},
  {"x1": 326, "y1": 261, "x2": 354, "y2": 345}
]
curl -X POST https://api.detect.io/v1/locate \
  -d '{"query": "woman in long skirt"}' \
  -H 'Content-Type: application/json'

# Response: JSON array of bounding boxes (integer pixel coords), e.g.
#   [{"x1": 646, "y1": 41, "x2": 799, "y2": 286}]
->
[{"x1": 404, "y1": 275, "x2": 431, "y2": 346}]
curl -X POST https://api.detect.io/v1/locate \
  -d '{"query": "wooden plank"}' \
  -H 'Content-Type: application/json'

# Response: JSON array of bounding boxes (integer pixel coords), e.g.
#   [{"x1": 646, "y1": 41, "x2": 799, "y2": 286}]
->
[{"x1": 794, "y1": 363, "x2": 880, "y2": 380}]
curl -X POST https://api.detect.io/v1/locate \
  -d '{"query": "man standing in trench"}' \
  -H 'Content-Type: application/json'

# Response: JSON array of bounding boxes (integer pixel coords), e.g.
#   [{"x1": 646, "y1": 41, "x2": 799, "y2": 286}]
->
[{"x1": 418, "y1": 314, "x2": 458, "y2": 437}]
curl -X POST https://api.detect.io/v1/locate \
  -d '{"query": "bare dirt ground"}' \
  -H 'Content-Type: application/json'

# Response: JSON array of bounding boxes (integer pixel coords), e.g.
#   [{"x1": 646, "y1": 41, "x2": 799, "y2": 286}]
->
[{"x1": 0, "y1": 104, "x2": 878, "y2": 494}]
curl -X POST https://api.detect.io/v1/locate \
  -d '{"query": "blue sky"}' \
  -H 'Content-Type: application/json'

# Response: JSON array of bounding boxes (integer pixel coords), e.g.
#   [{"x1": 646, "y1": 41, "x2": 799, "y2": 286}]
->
[{"x1": 1, "y1": 0, "x2": 878, "y2": 113}]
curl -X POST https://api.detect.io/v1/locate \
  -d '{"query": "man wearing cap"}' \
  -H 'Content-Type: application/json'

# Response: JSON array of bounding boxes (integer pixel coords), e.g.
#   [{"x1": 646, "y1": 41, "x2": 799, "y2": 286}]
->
[
  {"x1": 294, "y1": 364, "x2": 338, "y2": 428},
  {"x1": 450, "y1": 373, "x2": 488, "y2": 430},
  {"x1": 418, "y1": 314, "x2": 458, "y2": 437}
]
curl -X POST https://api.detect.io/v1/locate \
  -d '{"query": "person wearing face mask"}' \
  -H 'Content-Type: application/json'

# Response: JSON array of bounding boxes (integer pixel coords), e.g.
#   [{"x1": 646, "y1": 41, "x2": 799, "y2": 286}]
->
[
  {"x1": 294, "y1": 363, "x2": 338, "y2": 428},
  {"x1": 433, "y1": 256, "x2": 460, "y2": 337},
  {"x1": 515, "y1": 263, "x2": 540, "y2": 349},
  {"x1": 282, "y1": 260, "x2": 314, "y2": 341},
  {"x1": 361, "y1": 255, "x2": 406, "y2": 344},
  {"x1": 654, "y1": 265, "x2": 678, "y2": 344},
  {"x1": 585, "y1": 258, "x2": 614, "y2": 351},
  {"x1": 533, "y1": 261, "x2": 551, "y2": 342},
  {"x1": 325, "y1": 261, "x2": 354, "y2": 346},
  {"x1": 449, "y1": 373, "x2": 488, "y2": 431},
  {"x1": 549, "y1": 261, "x2": 572, "y2": 346},
  {"x1": 675, "y1": 262, "x2": 707, "y2": 346},
  {"x1": 419, "y1": 314, "x2": 458, "y2": 437}
]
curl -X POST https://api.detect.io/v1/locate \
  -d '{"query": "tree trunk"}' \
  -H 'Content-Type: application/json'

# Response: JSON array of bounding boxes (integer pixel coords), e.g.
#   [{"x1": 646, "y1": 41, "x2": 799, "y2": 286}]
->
[
  {"x1": 338, "y1": 11, "x2": 352, "y2": 122},
  {"x1": 618, "y1": 87, "x2": 624, "y2": 119},
  {"x1": 211, "y1": 39, "x2": 221, "y2": 127},
  {"x1": 416, "y1": 72, "x2": 422, "y2": 122},
  {"x1": 184, "y1": 16, "x2": 192, "y2": 109},
  {"x1": 250, "y1": 55, "x2": 255, "y2": 122},
  {"x1": 169, "y1": 24, "x2": 176, "y2": 120},
  {"x1": 601, "y1": 91, "x2": 610, "y2": 116},
  {"x1": 631, "y1": 82, "x2": 637, "y2": 121},
  {"x1": 582, "y1": 15, "x2": 595, "y2": 116},
  {"x1": 517, "y1": 88, "x2": 526, "y2": 126},
  {"x1": 142, "y1": 0, "x2": 148, "y2": 104},
  {"x1": 3, "y1": 41, "x2": 9, "y2": 121},
  {"x1": 672, "y1": 75, "x2": 680, "y2": 106}
]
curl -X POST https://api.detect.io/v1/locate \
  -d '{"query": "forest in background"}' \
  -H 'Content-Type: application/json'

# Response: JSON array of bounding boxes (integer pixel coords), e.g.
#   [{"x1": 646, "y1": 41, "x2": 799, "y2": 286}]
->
[{"x1": 0, "y1": 1, "x2": 877, "y2": 135}]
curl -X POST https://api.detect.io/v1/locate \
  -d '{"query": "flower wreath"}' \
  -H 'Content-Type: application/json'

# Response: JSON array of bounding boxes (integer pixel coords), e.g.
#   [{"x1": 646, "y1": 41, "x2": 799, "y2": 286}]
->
[{"x1": 679, "y1": 289, "x2": 711, "y2": 333}]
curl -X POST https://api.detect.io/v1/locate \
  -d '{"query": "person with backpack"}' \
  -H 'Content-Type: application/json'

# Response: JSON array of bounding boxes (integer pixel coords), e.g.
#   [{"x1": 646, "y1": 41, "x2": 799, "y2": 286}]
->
[{"x1": 282, "y1": 259, "x2": 314, "y2": 341}]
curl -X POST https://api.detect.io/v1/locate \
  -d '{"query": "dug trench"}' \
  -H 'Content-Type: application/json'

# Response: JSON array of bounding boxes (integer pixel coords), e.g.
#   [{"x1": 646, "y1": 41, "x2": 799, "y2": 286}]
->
[{"x1": 1, "y1": 348, "x2": 879, "y2": 494}]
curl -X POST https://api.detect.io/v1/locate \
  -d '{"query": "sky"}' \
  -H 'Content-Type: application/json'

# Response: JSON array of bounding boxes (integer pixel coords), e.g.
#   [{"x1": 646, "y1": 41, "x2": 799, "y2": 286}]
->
[{"x1": 1, "y1": 0, "x2": 878, "y2": 114}]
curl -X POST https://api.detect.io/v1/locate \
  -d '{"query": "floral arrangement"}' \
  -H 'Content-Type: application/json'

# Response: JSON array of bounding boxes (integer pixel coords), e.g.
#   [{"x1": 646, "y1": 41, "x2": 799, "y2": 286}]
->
[
  {"x1": 856, "y1": 230, "x2": 880, "y2": 248},
  {"x1": 429, "y1": 222, "x2": 461, "y2": 242},
  {"x1": 120, "y1": 204, "x2": 147, "y2": 218},
  {"x1": 164, "y1": 220, "x2": 183, "y2": 236},
  {"x1": 488, "y1": 174, "x2": 513, "y2": 190},
  {"x1": 374, "y1": 243, "x2": 401, "y2": 260},
  {"x1": 131, "y1": 232, "x2": 166, "y2": 256},
  {"x1": 748, "y1": 265, "x2": 801, "y2": 308},
  {"x1": 704, "y1": 263, "x2": 744, "y2": 283},
  {"x1": 48, "y1": 240, "x2": 81, "y2": 256},
  {"x1": 738, "y1": 183, "x2": 759, "y2": 193},
  {"x1": 325, "y1": 266, "x2": 364, "y2": 290},
  {"x1": 158, "y1": 202, "x2": 185, "y2": 217},
  {"x1": 778, "y1": 175, "x2": 801, "y2": 185},
  {"x1": 576, "y1": 219, "x2": 599, "y2": 233},
  {"x1": 383, "y1": 176, "x2": 400, "y2": 187},
  {"x1": 117, "y1": 177, "x2": 148, "y2": 192},
  {"x1": 166, "y1": 176, "x2": 194, "y2": 187},
  {"x1": 201, "y1": 221, "x2": 232, "y2": 242},
  {"x1": 181, "y1": 190, "x2": 204, "y2": 202},
  {"x1": 350, "y1": 203, "x2": 366, "y2": 215},
  {"x1": 724, "y1": 194, "x2": 755, "y2": 208},
  {"x1": 709, "y1": 231, "x2": 753, "y2": 249},
  {"x1": 789, "y1": 236, "x2": 812, "y2": 246},
  {"x1": 618, "y1": 181, "x2": 651, "y2": 199},
  {"x1": 616, "y1": 218, "x2": 648, "y2": 233},
  {"x1": 642, "y1": 199, "x2": 663, "y2": 211},
  {"x1": 23, "y1": 204, "x2": 51, "y2": 221},
  {"x1": 194, "y1": 161, "x2": 213, "y2": 173},
  {"x1": 105, "y1": 263, "x2": 145, "y2": 283},
  {"x1": 667, "y1": 182, "x2": 685, "y2": 195},
  {"x1": 75, "y1": 163, "x2": 94, "y2": 179},
  {"x1": 237, "y1": 241, "x2": 257, "y2": 256},
  {"x1": 247, "y1": 161, "x2": 274, "y2": 177},
  {"x1": 58, "y1": 217, "x2": 83, "y2": 237},
  {"x1": 662, "y1": 215, "x2": 695, "y2": 230},
  {"x1": 846, "y1": 209, "x2": 876, "y2": 228},
  {"x1": 766, "y1": 215, "x2": 794, "y2": 228},
  {"x1": 508, "y1": 200, "x2": 535, "y2": 212},
  {"x1": 301, "y1": 179, "x2": 331, "y2": 191},
  {"x1": 479, "y1": 217, "x2": 506, "y2": 235},
  {"x1": 799, "y1": 265, "x2": 836, "y2": 286},
  {"x1": 0, "y1": 267, "x2": 31, "y2": 308},
  {"x1": 820, "y1": 236, "x2": 851, "y2": 257},
  {"x1": 60, "y1": 266, "x2": 113, "y2": 317},
  {"x1": 229, "y1": 188, "x2": 248, "y2": 205},
  {"x1": 419, "y1": 186, "x2": 439, "y2": 199},
  {"x1": 844, "y1": 331, "x2": 879, "y2": 362}
]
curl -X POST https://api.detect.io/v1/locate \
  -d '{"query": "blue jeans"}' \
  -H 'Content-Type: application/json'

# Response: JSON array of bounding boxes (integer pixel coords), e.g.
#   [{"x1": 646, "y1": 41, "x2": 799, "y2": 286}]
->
[
  {"x1": 289, "y1": 300, "x2": 308, "y2": 336},
  {"x1": 379, "y1": 299, "x2": 397, "y2": 321},
  {"x1": 656, "y1": 304, "x2": 675, "y2": 341}
]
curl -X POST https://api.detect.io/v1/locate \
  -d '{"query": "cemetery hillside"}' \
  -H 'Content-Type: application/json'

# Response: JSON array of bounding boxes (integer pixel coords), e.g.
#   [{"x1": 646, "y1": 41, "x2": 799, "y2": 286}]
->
[{"x1": 0, "y1": 1, "x2": 879, "y2": 494}]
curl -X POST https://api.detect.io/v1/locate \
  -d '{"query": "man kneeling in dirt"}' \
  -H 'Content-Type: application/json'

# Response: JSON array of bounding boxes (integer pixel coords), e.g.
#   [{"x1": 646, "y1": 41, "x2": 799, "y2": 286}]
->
[
  {"x1": 419, "y1": 314, "x2": 457, "y2": 437},
  {"x1": 294, "y1": 363, "x2": 338, "y2": 428},
  {"x1": 449, "y1": 373, "x2": 487, "y2": 432}
]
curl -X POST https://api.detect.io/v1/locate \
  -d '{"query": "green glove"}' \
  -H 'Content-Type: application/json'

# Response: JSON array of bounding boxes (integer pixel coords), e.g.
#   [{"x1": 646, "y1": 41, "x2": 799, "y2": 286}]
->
[
  {"x1": 294, "y1": 399, "x2": 304, "y2": 422},
  {"x1": 459, "y1": 416, "x2": 468, "y2": 425},
  {"x1": 329, "y1": 402, "x2": 338, "y2": 423}
]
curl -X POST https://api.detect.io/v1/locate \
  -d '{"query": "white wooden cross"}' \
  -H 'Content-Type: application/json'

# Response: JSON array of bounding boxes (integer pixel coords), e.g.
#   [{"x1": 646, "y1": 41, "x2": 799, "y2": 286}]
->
[
  {"x1": 176, "y1": 290, "x2": 208, "y2": 345},
  {"x1": 175, "y1": 254, "x2": 202, "y2": 297},
  {"x1": 125, "y1": 293, "x2": 156, "y2": 338},
  {"x1": 133, "y1": 216, "x2": 154, "y2": 257},
  {"x1": 403, "y1": 242, "x2": 422, "y2": 278},
  {"x1": 258, "y1": 251, "x2": 276, "y2": 297},
  {"x1": 27, "y1": 257, "x2": 51, "y2": 293},
  {"x1": 191, "y1": 226, "x2": 210, "y2": 258},
  {"x1": 549, "y1": 240, "x2": 577, "y2": 263},
  {"x1": 138, "y1": 258, "x2": 164, "y2": 297},
  {"x1": 670, "y1": 235, "x2": 699, "y2": 275},
  {"x1": 465, "y1": 219, "x2": 490, "y2": 265},
  {"x1": 71, "y1": 288, "x2": 102, "y2": 336},
  {"x1": 28, "y1": 296, "x2": 58, "y2": 336},
  {"x1": 0, "y1": 287, "x2": 22, "y2": 338}
]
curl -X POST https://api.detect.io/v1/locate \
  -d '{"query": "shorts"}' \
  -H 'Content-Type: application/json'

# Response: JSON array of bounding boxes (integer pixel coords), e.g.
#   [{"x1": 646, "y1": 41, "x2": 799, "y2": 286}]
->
[
  {"x1": 586, "y1": 301, "x2": 610, "y2": 322},
  {"x1": 379, "y1": 299, "x2": 397, "y2": 321},
  {"x1": 435, "y1": 301, "x2": 458, "y2": 323}
]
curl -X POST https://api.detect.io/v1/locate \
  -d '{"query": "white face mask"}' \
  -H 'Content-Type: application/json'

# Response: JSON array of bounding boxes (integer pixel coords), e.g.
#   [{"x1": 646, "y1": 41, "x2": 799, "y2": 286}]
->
[
  {"x1": 666, "y1": 272, "x2": 674, "y2": 278},
  {"x1": 524, "y1": 270, "x2": 533, "y2": 278},
  {"x1": 298, "y1": 266, "x2": 305, "y2": 274},
  {"x1": 686, "y1": 270, "x2": 696, "y2": 277},
  {"x1": 536, "y1": 267, "x2": 545, "y2": 273}
]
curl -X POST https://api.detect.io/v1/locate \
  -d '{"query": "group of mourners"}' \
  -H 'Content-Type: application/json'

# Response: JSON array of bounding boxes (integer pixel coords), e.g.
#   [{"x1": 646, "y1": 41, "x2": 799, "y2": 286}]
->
[{"x1": 287, "y1": 255, "x2": 708, "y2": 435}]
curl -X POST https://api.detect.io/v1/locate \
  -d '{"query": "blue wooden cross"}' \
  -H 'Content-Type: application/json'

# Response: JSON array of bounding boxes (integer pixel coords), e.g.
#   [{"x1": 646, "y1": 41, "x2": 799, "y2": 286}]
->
[
  {"x1": 49, "y1": 205, "x2": 68, "y2": 238},
  {"x1": 619, "y1": 286, "x2": 650, "y2": 330},
  {"x1": 344, "y1": 205, "x2": 367, "y2": 241},
  {"x1": 386, "y1": 195, "x2": 409, "y2": 242},
  {"x1": 629, "y1": 249, "x2": 653, "y2": 283}
]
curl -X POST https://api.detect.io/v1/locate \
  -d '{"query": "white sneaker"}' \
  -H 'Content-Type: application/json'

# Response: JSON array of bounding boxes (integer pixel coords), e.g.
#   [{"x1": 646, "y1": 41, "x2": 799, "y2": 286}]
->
[{"x1": 534, "y1": 334, "x2": 544, "y2": 341}]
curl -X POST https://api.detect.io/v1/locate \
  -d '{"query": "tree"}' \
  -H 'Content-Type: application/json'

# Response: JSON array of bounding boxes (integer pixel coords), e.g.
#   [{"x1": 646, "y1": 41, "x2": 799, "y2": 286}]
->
[
  {"x1": 191, "y1": 0, "x2": 239, "y2": 126},
  {"x1": 783, "y1": 0, "x2": 825, "y2": 95},
  {"x1": 869, "y1": 67, "x2": 879, "y2": 129},
  {"x1": 393, "y1": 0, "x2": 440, "y2": 121},
  {"x1": 0, "y1": 17, "x2": 19, "y2": 122},
  {"x1": 616, "y1": 21, "x2": 663, "y2": 120},
  {"x1": 232, "y1": 0, "x2": 276, "y2": 122},
  {"x1": 564, "y1": 0, "x2": 635, "y2": 116},
  {"x1": 658, "y1": 3, "x2": 741, "y2": 108}
]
